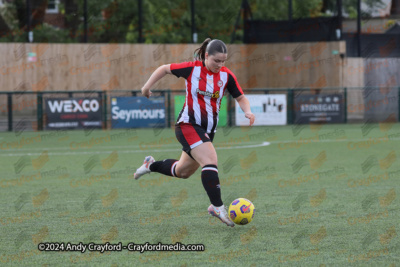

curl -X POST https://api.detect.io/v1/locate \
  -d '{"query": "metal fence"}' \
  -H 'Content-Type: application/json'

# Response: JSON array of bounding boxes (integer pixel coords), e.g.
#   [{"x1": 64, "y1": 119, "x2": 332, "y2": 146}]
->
[{"x1": 0, "y1": 87, "x2": 399, "y2": 132}]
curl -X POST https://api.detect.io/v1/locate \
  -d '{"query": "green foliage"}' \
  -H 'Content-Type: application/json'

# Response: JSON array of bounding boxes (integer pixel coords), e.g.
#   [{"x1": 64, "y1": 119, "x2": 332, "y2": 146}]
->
[
  {"x1": 323, "y1": 0, "x2": 386, "y2": 19},
  {"x1": 0, "y1": 23, "x2": 74, "y2": 43},
  {"x1": 32, "y1": 23, "x2": 76, "y2": 43},
  {"x1": 251, "y1": 0, "x2": 289, "y2": 20},
  {"x1": 142, "y1": 0, "x2": 191, "y2": 43},
  {"x1": 251, "y1": 0, "x2": 325, "y2": 20},
  {"x1": 292, "y1": 0, "x2": 324, "y2": 18},
  {"x1": 194, "y1": 0, "x2": 242, "y2": 44},
  {"x1": 0, "y1": 0, "x2": 388, "y2": 43},
  {"x1": 67, "y1": 0, "x2": 133, "y2": 42}
]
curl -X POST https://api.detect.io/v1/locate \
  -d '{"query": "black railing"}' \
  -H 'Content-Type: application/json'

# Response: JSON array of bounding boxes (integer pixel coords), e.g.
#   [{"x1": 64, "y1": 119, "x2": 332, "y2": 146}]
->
[{"x1": 1, "y1": 87, "x2": 399, "y2": 132}]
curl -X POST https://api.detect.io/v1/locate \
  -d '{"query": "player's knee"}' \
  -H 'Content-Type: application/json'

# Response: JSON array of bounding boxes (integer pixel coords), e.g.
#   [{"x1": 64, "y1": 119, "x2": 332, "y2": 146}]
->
[
  {"x1": 179, "y1": 173, "x2": 191, "y2": 179},
  {"x1": 177, "y1": 171, "x2": 192, "y2": 179}
]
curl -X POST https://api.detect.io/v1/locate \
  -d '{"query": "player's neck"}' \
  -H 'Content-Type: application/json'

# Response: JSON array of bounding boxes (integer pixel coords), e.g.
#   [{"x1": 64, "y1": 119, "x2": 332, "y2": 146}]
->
[
  {"x1": 203, "y1": 61, "x2": 217, "y2": 74},
  {"x1": 203, "y1": 61, "x2": 210, "y2": 71}
]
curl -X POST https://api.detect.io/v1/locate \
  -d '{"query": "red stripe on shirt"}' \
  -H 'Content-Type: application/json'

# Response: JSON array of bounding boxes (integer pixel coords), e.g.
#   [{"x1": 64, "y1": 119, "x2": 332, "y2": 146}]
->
[
  {"x1": 211, "y1": 72, "x2": 220, "y2": 114},
  {"x1": 198, "y1": 67, "x2": 208, "y2": 128},
  {"x1": 186, "y1": 69, "x2": 194, "y2": 121},
  {"x1": 170, "y1": 61, "x2": 194, "y2": 71}
]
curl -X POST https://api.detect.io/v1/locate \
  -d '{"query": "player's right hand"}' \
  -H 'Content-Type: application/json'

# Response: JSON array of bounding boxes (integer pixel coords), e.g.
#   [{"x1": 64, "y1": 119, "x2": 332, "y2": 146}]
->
[{"x1": 141, "y1": 87, "x2": 152, "y2": 98}]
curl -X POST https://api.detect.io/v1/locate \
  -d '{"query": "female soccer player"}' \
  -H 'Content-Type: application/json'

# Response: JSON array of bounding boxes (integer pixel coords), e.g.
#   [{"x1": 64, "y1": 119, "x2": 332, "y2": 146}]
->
[{"x1": 134, "y1": 38, "x2": 255, "y2": 227}]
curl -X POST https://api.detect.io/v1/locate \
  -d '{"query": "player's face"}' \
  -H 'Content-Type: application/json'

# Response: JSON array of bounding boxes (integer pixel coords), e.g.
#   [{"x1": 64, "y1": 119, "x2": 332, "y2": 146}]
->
[{"x1": 205, "y1": 52, "x2": 227, "y2": 73}]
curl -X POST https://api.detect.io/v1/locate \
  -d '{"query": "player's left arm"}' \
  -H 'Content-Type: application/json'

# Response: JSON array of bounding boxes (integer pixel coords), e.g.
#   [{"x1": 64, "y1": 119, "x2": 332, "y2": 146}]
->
[{"x1": 235, "y1": 95, "x2": 255, "y2": 126}]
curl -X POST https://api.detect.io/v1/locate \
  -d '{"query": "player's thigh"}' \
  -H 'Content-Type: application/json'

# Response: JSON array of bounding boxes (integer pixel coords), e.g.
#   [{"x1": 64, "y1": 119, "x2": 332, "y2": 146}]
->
[
  {"x1": 175, "y1": 151, "x2": 200, "y2": 178},
  {"x1": 190, "y1": 142, "x2": 218, "y2": 167}
]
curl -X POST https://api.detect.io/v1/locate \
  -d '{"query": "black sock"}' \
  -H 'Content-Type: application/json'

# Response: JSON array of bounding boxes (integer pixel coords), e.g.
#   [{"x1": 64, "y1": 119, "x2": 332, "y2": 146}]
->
[
  {"x1": 149, "y1": 159, "x2": 178, "y2": 177},
  {"x1": 201, "y1": 165, "x2": 223, "y2": 207}
]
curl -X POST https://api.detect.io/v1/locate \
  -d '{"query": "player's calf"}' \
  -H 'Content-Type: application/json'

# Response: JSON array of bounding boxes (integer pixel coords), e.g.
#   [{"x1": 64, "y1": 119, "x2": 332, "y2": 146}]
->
[
  {"x1": 135, "y1": 157, "x2": 186, "y2": 180},
  {"x1": 147, "y1": 159, "x2": 179, "y2": 177}
]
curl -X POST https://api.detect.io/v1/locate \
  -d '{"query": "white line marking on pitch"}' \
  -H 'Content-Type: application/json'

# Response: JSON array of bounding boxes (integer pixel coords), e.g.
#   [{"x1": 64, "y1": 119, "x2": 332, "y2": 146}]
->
[
  {"x1": 0, "y1": 141, "x2": 267, "y2": 152},
  {"x1": 3, "y1": 135, "x2": 400, "y2": 153},
  {"x1": 0, "y1": 142, "x2": 271, "y2": 156},
  {"x1": 1, "y1": 136, "x2": 399, "y2": 156}
]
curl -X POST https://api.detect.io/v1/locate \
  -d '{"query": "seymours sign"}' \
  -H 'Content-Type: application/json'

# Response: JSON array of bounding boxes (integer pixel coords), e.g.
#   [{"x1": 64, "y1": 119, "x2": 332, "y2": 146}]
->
[
  {"x1": 294, "y1": 94, "x2": 345, "y2": 123},
  {"x1": 111, "y1": 97, "x2": 166, "y2": 128},
  {"x1": 45, "y1": 98, "x2": 102, "y2": 129}
]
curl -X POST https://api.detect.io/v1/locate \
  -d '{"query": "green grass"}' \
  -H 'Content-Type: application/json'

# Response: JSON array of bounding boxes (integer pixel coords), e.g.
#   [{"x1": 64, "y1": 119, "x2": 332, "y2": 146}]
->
[{"x1": 0, "y1": 123, "x2": 399, "y2": 266}]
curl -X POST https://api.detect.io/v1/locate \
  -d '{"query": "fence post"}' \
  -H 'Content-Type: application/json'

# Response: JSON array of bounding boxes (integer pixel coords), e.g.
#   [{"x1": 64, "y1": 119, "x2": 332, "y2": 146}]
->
[
  {"x1": 344, "y1": 87, "x2": 347, "y2": 123},
  {"x1": 101, "y1": 91, "x2": 107, "y2": 129},
  {"x1": 228, "y1": 95, "x2": 233, "y2": 127},
  {"x1": 37, "y1": 92, "x2": 43, "y2": 131},
  {"x1": 7, "y1": 93, "x2": 12, "y2": 131},
  {"x1": 287, "y1": 89, "x2": 293, "y2": 124},
  {"x1": 167, "y1": 89, "x2": 171, "y2": 128},
  {"x1": 398, "y1": 87, "x2": 400, "y2": 122}
]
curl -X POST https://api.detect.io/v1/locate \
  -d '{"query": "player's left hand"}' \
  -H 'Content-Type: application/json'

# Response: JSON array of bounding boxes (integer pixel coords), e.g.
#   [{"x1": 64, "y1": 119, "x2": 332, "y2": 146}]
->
[{"x1": 245, "y1": 112, "x2": 255, "y2": 126}]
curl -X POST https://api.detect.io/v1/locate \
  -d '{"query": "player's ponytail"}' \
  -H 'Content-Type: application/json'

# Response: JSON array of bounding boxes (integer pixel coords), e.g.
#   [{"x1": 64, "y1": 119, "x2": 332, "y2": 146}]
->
[
  {"x1": 194, "y1": 38, "x2": 227, "y2": 62},
  {"x1": 194, "y1": 38, "x2": 211, "y2": 62}
]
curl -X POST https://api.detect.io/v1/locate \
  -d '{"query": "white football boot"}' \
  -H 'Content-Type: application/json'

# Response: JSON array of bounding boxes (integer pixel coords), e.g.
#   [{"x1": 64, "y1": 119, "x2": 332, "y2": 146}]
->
[
  {"x1": 208, "y1": 204, "x2": 235, "y2": 227},
  {"x1": 134, "y1": 156, "x2": 155, "y2": 180}
]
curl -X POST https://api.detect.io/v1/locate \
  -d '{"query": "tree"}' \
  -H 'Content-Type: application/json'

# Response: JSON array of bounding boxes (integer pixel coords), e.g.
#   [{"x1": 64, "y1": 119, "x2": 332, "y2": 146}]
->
[
  {"x1": 0, "y1": 0, "x2": 75, "y2": 42},
  {"x1": 250, "y1": 0, "x2": 326, "y2": 20},
  {"x1": 0, "y1": 0, "x2": 389, "y2": 43},
  {"x1": 322, "y1": 0, "x2": 386, "y2": 18}
]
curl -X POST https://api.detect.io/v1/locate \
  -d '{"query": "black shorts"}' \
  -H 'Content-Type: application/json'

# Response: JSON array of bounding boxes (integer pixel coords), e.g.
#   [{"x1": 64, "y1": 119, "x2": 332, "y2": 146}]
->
[{"x1": 175, "y1": 123, "x2": 215, "y2": 159}]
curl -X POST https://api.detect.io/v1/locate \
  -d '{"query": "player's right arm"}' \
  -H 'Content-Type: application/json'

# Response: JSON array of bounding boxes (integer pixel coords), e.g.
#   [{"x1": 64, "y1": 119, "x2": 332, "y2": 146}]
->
[
  {"x1": 141, "y1": 64, "x2": 172, "y2": 98},
  {"x1": 141, "y1": 62, "x2": 195, "y2": 98}
]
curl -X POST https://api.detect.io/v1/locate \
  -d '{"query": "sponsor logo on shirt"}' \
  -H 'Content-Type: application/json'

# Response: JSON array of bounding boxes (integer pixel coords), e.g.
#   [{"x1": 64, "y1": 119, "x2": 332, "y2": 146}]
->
[{"x1": 196, "y1": 88, "x2": 220, "y2": 99}]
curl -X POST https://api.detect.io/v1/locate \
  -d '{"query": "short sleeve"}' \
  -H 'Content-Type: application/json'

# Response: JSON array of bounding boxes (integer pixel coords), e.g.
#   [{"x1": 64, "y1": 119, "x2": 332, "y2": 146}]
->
[
  {"x1": 226, "y1": 71, "x2": 244, "y2": 98},
  {"x1": 170, "y1": 61, "x2": 195, "y2": 79}
]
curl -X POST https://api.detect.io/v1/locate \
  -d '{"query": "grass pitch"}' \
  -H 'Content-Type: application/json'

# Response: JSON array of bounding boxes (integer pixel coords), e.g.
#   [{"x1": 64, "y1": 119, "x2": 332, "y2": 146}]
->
[{"x1": 0, "y1": 123, "x2": 399, "y2": 266}]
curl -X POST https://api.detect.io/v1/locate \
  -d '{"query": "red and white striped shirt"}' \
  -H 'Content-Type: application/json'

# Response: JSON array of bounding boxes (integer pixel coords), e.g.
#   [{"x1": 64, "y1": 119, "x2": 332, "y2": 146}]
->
[{"x1": 170, "y1": 61, "x2": 243, "y2": 133}]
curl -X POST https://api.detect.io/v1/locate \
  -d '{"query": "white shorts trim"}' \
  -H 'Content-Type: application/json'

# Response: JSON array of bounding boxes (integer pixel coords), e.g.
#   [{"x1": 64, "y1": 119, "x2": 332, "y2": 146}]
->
[{"x1": 190, "y1": 140, "x2": 203, "y2": 149}]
